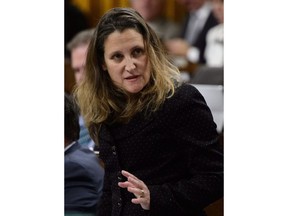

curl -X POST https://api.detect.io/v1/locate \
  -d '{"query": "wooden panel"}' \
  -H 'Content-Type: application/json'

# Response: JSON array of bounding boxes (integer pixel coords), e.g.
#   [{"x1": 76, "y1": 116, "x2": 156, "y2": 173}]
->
[
  {"x1": 71, "y1": 0, "x2": 90, "y2": 14},
  {"x1": 70, "y1": 0, "x2": 186, "y2": 28}
]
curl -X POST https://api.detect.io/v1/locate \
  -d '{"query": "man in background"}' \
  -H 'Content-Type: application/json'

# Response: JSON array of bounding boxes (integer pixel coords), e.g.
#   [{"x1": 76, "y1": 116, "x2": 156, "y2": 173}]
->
[
  {"x1": 165, "y1": 0, "x2": 219, "y2": 64},
  {"x1": 66, "y1": 28, "x2": 96, "y2": 151},
  {"x1": 65, "y1": 93, "x2": 104, "y2": 216}
]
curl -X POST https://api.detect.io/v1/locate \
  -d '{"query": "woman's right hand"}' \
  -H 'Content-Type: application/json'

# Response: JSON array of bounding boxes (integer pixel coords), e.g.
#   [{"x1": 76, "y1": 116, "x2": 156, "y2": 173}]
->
[{"x1": 118, "y1": 170, "x2": 150, "y2": 210}]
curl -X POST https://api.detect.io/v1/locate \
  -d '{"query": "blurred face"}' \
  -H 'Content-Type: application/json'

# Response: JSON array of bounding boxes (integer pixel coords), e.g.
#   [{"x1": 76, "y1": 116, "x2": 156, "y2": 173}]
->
[
  {"x1": 71, "y1": 44, "x2": 89, "y2": 86},
  {"x1": 176, "y1": 0, "x2": 205, "y2": 11},
  {"x1": 212, "y1": 0, "x2": 224, "y2": 23},
  {"x1": 103, "y1": 29, "x2": 151, "y2": 94},
  {"x1": 131, "y1": 0, "x2": 164, "y2": 21}
]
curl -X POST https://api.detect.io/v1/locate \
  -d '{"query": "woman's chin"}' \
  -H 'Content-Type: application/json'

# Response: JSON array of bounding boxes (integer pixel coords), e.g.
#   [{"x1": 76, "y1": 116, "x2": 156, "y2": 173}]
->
[{"x1": 124, "y1": 85, "x2": 144, "y2": 94}]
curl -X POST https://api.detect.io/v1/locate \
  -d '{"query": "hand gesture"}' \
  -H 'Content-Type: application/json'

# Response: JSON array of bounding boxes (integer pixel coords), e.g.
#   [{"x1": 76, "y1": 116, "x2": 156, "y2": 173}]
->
[{"x1": 118, "y1": 170, "x2": 150, "y2": 210}]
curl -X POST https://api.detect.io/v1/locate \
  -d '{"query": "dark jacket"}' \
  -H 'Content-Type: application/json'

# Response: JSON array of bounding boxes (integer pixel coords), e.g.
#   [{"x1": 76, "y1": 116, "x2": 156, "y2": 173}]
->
[
  {"x1": 65, "y1": 142, "x2": 104, "y2": 214},
  {"x1": 98, "y1": 84, "x2": 223, "y2": 216}
]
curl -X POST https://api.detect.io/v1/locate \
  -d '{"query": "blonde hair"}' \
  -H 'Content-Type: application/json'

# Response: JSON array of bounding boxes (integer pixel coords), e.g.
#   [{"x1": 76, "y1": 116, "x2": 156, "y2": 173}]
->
[{"x1": 73, "y1": 8, "x2": 180, "y2": 139}]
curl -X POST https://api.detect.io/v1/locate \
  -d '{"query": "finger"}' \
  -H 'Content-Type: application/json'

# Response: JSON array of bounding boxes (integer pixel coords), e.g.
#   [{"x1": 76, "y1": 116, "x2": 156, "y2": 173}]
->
[
  {"x1": 118, "y1": 181, "x2": 134, "y2": 189},
  {"x1": 131, "y1": 197, "x2": 146, "y2": 204},
  {"x1": 127, "y1": 176, "x2": 144, "y2": 189},
  {"x1": 118, "y1": 170, "x2": 139, "y2": 189},
  {"x1": 127, "y1": 187, "x2": 144, "y2": 198},
  {"x1": 121, "y1": 170, "x2": 139, "y2": 180}
]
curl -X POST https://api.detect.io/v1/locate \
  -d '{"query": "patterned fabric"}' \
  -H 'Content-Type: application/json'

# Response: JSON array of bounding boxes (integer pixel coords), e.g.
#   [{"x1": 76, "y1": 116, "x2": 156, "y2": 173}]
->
[{"x1": 98, "y1": 83, "x2": 223, "y2": 216}]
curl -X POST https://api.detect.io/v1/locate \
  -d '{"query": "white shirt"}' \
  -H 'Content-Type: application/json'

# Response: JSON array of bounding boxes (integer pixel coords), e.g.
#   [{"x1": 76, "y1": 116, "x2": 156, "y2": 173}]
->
[{"x1": 204, "y1": 24, "x2": 224, "y2": 67}]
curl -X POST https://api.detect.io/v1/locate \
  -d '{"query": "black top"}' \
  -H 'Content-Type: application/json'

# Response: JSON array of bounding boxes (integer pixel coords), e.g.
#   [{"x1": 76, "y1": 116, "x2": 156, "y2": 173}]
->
[{"x1": 98, "y1": 83, "x2": 223, "y2": 216}]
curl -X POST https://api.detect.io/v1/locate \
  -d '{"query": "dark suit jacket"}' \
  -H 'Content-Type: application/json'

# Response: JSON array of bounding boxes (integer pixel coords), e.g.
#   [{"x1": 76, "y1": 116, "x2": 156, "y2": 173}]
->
[
  {"x1": 181, "y1": 12, "x2": 218, "y2": 64},
  {"x1": 65, "y1": 142, "x2": 104, "y2": 214},
  {"x1": 98, "y1": 84, "x2": 223, "y2": 216}
]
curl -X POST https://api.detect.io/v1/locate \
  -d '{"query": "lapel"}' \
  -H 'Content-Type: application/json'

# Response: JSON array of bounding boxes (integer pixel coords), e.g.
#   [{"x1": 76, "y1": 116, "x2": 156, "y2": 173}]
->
[
  {"x1": 195, "y1": 11, "x2": 218, "y2": 45},
  {"x1": 65, "y1": 142, "x2": 81, "y2": 155}
]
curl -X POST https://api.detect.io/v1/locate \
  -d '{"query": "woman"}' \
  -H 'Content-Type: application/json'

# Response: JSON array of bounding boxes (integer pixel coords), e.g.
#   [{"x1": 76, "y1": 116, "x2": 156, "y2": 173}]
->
[{"x1": 74, "y1": 7, "x2": 223, "y2": 216}]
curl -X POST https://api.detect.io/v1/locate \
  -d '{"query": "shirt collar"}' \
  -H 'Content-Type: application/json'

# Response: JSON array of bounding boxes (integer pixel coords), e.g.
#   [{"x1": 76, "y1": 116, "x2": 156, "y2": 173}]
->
[{"x1": 65, "y1": 141, "x2": 76, "y2": 152}]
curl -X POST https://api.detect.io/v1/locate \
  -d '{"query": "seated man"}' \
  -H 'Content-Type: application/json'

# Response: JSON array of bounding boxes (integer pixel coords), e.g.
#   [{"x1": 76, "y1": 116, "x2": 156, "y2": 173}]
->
[
  {"x1": 65, "y1": 93, "x2": 104, "y2": 216},
  {"x1": 66, "y1": 28, "x2": 96, "y2": 151}
]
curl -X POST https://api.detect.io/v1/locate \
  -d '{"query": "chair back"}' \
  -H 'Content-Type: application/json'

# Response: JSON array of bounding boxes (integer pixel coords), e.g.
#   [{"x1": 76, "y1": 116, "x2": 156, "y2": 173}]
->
[
  {"x1": 193, "y1": 84, "x2": 224, "y2": 133},
  {"x1": 190, "y1": 66, "x2": 223, "y2": 85}
]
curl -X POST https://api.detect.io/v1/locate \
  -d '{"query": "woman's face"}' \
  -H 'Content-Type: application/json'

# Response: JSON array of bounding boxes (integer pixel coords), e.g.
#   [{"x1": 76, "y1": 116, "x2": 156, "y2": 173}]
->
[{"x1": 102, "y1": 29, "x2": 151, "y2": 94}]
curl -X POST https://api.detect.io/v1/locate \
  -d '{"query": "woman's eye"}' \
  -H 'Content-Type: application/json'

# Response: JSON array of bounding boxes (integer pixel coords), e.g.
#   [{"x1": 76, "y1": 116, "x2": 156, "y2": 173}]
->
[
  {"x1": 112, "y1": 53, "x2": 123, "y2": 61},
  {"x1": 132, "y1": 48, "x2": 144, "y2": 57}
]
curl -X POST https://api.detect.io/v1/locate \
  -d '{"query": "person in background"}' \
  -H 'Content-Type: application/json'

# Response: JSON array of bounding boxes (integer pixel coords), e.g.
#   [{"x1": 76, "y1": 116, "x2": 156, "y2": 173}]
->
[
  {"x1": 130, "y1": 0, "x2": 180, "y2": 40},
  {"x1": 74, "y1": 7, "x2": 223, "y2": 216},
  {"x1": 204, "y1": 0, "x2": 224, "y2": 67},
  {"x1": 65, "y1": 93, "x2": 104, "y2": 216},
  {"x1": 66, "y1": 28, "x2": 96, "y2": 151},
  {"x1": 165, "y1": 0, "x2": 218, "y2": 64}
]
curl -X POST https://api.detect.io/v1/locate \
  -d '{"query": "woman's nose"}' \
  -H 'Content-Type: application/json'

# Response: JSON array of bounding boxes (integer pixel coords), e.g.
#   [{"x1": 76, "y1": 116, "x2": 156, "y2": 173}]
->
[{"x1": 125, "y1": 58, "x2": 136, "y2": 72}]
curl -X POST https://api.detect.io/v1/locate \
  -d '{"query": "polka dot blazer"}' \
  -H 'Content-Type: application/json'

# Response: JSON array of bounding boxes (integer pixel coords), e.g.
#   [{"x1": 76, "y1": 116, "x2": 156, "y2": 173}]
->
[{"x1": 98, "y1": 83, "x2": 223, "y2": 216}]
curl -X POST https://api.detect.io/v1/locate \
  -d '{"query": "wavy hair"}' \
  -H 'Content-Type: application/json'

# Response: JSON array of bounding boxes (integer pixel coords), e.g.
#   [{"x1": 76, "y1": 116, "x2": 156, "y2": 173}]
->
[{"x1": 73, "y1": 7, "x2": 180, "y2": 139}]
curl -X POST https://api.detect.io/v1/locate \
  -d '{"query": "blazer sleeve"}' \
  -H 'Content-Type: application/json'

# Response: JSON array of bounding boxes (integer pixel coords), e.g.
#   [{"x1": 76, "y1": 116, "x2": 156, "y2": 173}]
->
[{"x1": 149, "y1": 85, "x2": 223, "y2": 216}]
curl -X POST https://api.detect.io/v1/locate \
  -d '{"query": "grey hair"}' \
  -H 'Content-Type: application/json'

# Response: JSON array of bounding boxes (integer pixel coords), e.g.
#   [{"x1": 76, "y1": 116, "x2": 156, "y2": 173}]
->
[{"x1": 66, "y1": 28, "x2": 95, "y2": 51}]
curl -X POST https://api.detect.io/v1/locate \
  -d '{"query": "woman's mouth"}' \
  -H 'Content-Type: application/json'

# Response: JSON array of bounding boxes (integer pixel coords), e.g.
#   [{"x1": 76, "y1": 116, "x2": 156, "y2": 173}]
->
[{"x1": 125, "y1": 75, "x2": 139, "y2": 81}]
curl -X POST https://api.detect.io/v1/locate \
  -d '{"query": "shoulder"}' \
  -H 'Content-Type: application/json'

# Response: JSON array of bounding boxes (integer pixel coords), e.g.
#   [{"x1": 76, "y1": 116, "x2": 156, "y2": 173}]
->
[
  {"x1": 165, "y1": 83, "x2": 215, "y2": 118},
  {"x1": 170, "y1": 83, "x2": 204, "y2": 104},
  {"x1": 162, "y1": 83, "x2": 217, "y2": 137},
  {"x1": 65, "y1": 152, "x2": 104, "y2": 181},
  {"x1": 65, "y1": 147, "x2": 102, "y2": 169},
  {"x1": 160, "y1": 83, "x2": 207, "y2": 117}
]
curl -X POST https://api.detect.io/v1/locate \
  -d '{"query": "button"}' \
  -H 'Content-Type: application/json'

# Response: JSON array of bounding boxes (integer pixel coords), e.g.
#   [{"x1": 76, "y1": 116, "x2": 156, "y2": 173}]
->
[
  {"x1": 117, "y1": 172, "x2": 122, "y2": 181},
  {"x1": 111, "y1": 146, "x2": 116, "y2": 155},
  {"x1": 117, "y1": 201, "x2": 122, "y2": 207}
]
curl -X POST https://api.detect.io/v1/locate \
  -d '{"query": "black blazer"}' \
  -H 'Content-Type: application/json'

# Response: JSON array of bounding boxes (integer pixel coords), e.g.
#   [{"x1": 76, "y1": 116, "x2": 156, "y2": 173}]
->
[
  {"x1": 98, "y1": 84, "x2": 223, "y2": 216},
  {"x1": 181, "y1": 12, "x2": 219, "y2": 64},
  {"x1": 65, "y1": 142, "x2": 104, "y2": 214}
]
